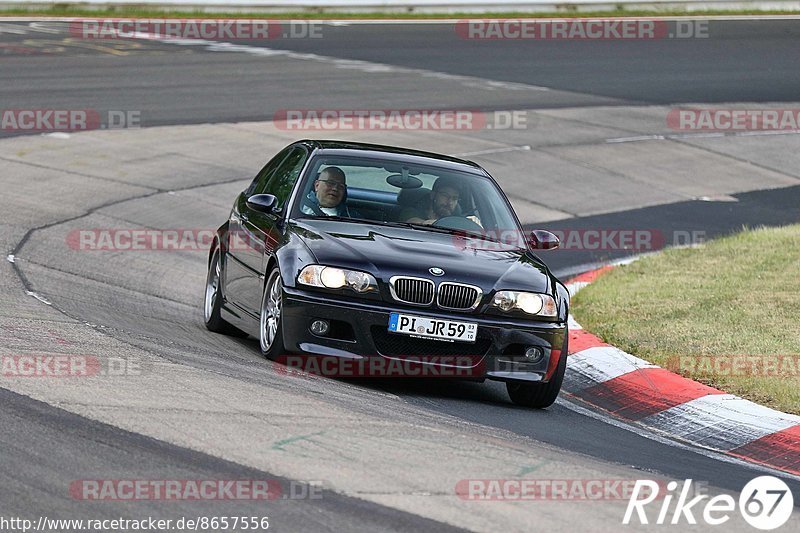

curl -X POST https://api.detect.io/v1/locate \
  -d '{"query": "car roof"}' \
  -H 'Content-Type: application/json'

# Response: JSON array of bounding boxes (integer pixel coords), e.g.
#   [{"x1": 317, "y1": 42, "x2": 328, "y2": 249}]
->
[{"x1": 298, "y1": 139, "x2": 488, "y2": 176}]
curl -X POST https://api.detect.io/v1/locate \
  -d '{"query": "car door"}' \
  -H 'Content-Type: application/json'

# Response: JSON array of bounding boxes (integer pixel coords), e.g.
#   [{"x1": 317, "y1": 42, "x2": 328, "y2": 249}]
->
[
  {"x1": 225, "y1": 146, "x2": 308, "y2": 317},
  {"x1": 224, "y1": 147, "x2": 293, "y2": 317}
]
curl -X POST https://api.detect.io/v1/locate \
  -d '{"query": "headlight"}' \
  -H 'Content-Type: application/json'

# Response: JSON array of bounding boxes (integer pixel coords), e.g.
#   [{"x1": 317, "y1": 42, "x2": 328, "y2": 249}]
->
[
  {"x1": 297, "y1": 265, "x2": 377, "y2": 293},
  {"x1": 491, "y1": 291, "x2": 557, "y2": 317}
]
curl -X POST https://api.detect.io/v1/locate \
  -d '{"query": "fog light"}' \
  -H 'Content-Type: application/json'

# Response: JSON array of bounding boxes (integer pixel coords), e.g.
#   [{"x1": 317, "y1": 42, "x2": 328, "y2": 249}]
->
[
  {"x1": 310, "y1": 320, "x2": 330, "y2": 336},
  {"x1": 524, "y1": 347, "x2": 543, "y2": 363}
]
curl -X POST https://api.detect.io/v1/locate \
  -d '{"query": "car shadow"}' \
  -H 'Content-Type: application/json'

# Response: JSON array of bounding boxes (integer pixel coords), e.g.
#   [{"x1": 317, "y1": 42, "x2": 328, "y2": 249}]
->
[
  {"x1": 235, "y1": 335, "x2": 543, "y2": 410},
  {"x1": 348, "y1": 377, "x2": 510, "y2": 405}
]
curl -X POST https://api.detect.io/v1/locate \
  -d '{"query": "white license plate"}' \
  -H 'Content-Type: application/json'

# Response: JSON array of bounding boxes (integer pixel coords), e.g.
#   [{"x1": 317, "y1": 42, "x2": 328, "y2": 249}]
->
[{"x1": 388, "y1": 313, "x2": 477, "y2": 343}]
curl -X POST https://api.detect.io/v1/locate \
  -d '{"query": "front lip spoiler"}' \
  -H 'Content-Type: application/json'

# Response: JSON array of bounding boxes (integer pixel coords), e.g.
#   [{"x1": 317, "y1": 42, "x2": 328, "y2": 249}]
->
[
  {"x1": 283, "y1": 344, "x2": 547, "y2": 382},
  {"x1": 486, "y1": 371, "x2": 545, "y2": 383}
]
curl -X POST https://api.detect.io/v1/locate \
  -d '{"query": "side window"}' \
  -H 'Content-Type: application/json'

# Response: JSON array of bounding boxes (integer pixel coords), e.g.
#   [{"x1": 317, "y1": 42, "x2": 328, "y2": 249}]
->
[
  {"x1": 245, "y1": 147, "x2": 293, "y2": 196},
  {"x1": 263, "y1": 147, "x2": 308, "y2": 209}
]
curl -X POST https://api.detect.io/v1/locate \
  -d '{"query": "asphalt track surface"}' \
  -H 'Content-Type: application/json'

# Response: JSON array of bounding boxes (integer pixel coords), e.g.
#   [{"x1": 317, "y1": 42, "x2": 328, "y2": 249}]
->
[
  {"x1": 1, "y1": 19, "x2": 800, "y2": 532},
  {"x1": 0, "y1": 388, "x2": 464, "y2": 532},
  {"x1": 1, "y1": 20, "x2": 800, "y2": 132}
]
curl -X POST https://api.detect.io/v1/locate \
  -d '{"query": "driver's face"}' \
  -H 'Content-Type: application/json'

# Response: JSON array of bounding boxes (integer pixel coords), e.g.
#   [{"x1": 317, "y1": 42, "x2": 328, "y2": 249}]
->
[
  {"x1": 432, "y1": 186, "x2": 459, "y2": 218},
  {"x1": 314, "y1": 170, "x2": 346, "y2": 208}
]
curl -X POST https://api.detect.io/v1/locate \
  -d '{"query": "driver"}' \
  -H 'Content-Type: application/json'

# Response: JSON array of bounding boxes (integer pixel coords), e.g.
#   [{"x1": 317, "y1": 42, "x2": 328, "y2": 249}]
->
[
  {"x1": 402, "y1": 176, "x2": 462, "y2": 225},
  {"x1": 301, "y1": 167, "x2": 359, "y2": 217},
  {"x1": 402, "y1": 176, "x2": 481, "y2": 227}
]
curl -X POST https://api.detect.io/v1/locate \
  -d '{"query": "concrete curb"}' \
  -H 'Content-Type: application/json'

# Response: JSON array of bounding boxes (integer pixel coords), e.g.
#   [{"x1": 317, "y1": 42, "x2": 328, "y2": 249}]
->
[{"x1": 564, "y1": 265, "x2": 800, "y2": 476}]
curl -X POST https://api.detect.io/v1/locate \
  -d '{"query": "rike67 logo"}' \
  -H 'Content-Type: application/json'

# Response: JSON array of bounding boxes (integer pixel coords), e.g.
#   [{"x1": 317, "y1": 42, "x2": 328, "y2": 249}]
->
[{"x1": 624, "y1": 477, "x2": 794, "y2": 530}]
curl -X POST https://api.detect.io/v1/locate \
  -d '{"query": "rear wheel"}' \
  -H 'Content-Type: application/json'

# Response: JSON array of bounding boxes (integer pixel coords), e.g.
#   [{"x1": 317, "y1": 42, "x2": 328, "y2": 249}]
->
[
  {"x1": 506, "y1": 333, "x2": 568, "y2": 408},
  {"x1": 259, "y1": 267, "x2": 286, "y2": 359},
  {"x1": 204, "y1": 244, "x2": 245, "y2": 336}
]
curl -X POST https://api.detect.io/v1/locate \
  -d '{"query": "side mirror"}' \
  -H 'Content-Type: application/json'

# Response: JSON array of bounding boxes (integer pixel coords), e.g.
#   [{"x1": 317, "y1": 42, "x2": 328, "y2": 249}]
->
[
  {"x1": 528, "y1": 230, "x2": 560, "y2": 250},
  {"x1": 246, "y1": 194, "x2": 278, "y2": 214}
]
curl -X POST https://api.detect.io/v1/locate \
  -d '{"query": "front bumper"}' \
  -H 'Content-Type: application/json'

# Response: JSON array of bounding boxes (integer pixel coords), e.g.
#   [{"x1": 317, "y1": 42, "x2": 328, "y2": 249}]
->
[{"x1": 280, "y1": 286, "x2": 566, "y2": 383}]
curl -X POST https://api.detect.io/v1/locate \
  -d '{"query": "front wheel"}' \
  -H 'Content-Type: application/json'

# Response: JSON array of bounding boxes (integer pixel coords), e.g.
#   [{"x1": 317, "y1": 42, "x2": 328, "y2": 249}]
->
[
  {"x1": 259, "y1": 267, "x2": 286, "y2": 359},
  {"x1": 506, "y1": 334, "x2": 568, "y2": 408}
]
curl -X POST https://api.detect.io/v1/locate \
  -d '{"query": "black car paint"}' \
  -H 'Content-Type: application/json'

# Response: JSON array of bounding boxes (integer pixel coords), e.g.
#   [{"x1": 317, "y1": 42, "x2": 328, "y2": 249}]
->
[{"x1": 212, "y1": 140, "x2": 569, "y2": 384}]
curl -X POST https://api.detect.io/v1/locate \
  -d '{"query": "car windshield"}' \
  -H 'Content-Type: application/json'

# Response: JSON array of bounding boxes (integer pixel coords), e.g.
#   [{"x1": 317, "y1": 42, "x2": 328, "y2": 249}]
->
[{"x1": 291, "y1": 155, "x2": 525, "y2": 247}]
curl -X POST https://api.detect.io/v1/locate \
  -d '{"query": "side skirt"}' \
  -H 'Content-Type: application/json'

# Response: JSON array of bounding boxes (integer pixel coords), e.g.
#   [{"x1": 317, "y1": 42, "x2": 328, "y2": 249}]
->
[{"x1": 221, "y1": 303, "x2": 260, "y2": 338}]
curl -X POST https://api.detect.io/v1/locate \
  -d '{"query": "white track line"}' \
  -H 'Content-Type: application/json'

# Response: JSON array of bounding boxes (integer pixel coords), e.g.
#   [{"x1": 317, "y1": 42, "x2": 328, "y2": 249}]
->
[
  {"x1": 3, "y1": 16, "x2": 800, "y2": 23},
  {"x1": 607, "y1": 129, "x2": 800, "y2": 143}
]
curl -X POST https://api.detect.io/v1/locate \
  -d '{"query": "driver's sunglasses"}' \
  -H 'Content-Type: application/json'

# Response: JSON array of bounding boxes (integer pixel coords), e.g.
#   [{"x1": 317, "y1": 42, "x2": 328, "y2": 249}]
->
[{"x1": 318, "y1": 179, "x2": 346, "y2": 191}]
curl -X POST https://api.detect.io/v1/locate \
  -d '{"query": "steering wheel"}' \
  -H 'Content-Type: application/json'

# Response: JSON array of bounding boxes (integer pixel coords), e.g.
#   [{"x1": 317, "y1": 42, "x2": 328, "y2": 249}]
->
[{"x1": 432, "y1": 216, "x2": 483, "y2": 231}]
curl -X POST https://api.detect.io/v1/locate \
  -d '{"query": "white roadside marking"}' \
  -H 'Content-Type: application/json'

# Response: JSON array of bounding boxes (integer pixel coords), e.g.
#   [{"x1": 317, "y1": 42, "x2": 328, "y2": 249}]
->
[
  {"x1": 565, "y1": 281, "x2": 589, "y2": 295},
  {"x1": 568, "y1": 345, "x2": 659, "y2": 384},
  {"x1": 113, "y1": 32, "x2": 550, "y2": 92},
  {"x1": 455, "y1": 145, "x2": 531, "y2": 157},
  {"x1": 567, "y1": 315, "x2": 582, "y2": 331},
  {"x1": 26, "y1": 290, "x2": 52, "y2": 305},
  {"x1": 312, "y1": 15, "x2": 800, "y2": 22},
  {"x1": 607, "y1": 129, "x2": 800, "y2": 143},
  {"x1": 640, "y1": 394, "x2": 800, "y2": 450},
  {"x1": 0, "y1": 22, "x2": 28, "y2": 34},
  {"x1": 611, "y1": 255, "x2": 643, "y2": 266},
  {"x1": 27, "y1": 22, "x2": 64, "y2": 34},
  {"x1": 6, "y1": 16, "x2": 800, "y2": 23},
  {"x1": 558, "y1": 395, "x2": 800, "y2": 482}
]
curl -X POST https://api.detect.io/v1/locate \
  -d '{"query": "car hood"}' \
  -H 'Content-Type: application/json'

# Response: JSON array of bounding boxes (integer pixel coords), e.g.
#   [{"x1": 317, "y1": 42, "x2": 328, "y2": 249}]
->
[{"x1": 291, "y1": 219, "x2": 551, "y2": 294}]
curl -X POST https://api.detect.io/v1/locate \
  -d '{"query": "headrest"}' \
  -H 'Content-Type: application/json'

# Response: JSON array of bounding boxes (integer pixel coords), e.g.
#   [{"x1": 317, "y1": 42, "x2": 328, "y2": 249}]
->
[{"x1": 397, "y1": 187, "x2": 431, "y2": 207}]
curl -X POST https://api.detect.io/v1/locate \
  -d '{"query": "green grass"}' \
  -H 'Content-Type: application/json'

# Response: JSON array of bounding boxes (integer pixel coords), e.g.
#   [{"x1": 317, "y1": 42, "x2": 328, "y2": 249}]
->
[
  {"x1": 3, "y1": 6, "x2": 800, "y2": 19},
  {"x1": 572, "y1": 224, "x2": 800, "y2": 415}
]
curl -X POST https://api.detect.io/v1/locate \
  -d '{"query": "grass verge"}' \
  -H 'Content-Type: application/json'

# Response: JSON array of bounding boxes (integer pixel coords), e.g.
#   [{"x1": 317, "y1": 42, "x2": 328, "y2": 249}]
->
[
  {"x1": 572, "y1": 224, "x2": 800, "y2": 415},
  {"x1": 2, "y1": 7, "x2": 800, "y2": 19}
]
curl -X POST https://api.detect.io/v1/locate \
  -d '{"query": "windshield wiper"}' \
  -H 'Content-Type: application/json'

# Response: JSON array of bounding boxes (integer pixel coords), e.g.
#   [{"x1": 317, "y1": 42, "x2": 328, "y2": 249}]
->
[
  {"x1": 402, "y1": 222, "x2": 459, "y2": 235},
  {"x1": 303, "y1": 215, "x2": 381, "y2": 224}
]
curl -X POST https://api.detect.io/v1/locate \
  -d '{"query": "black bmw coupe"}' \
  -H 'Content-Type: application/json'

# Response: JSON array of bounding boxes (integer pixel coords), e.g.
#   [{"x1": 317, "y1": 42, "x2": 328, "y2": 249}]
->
[{"x1": 204, "y1": 140, "x2": 570, "y2": 407}]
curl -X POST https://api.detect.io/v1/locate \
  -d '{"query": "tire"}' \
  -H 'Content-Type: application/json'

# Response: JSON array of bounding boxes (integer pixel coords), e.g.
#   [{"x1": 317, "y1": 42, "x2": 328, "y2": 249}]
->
[
  {"x1": 506, "y1": 332, "x2": 568, "y2": 408},
  {"x1": 259, "y1": 267, "x2": 286, "y2": 359},
  {"x1": 204, "y1": 244, "x2": 245, "y2": 336}
]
